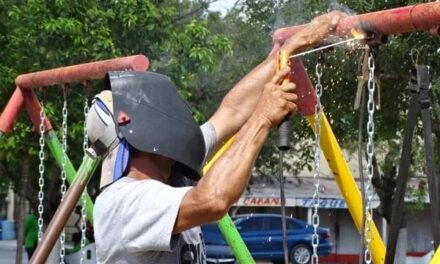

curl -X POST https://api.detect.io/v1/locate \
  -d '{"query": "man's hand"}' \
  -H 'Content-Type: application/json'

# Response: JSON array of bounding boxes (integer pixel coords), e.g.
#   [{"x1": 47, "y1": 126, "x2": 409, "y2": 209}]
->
[
  {"x1": 283, "y1": 11, "x2": 346, "y2": 54},
  {"x1": 253, "y1": 67, "x2": 297, "y2": 128}
]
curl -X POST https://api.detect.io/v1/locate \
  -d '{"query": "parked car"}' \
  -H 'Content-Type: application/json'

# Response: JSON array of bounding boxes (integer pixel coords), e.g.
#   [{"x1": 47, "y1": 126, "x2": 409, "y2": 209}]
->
[
  {"x1": 204, "y1": 244, "x2": 235, "y2": 264},
  {"x1": 201, "y1": 214, "x2": 332, "y2": 264}
]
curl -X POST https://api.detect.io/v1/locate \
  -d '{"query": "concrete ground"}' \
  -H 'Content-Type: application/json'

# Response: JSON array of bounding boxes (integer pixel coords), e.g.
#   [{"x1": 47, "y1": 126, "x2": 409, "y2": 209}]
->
[
  {"x1": 0, "y1": 240, "x2": 274, "y2": 264},
  {"x1": 0, "y1": 240, "x2": 28, "y2": 264}
]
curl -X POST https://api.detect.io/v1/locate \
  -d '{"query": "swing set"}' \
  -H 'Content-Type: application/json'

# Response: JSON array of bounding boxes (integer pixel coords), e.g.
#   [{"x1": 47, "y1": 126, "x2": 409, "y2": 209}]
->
[{"x1": 1, "y1": 2, "x2": 440, "y2": 264}]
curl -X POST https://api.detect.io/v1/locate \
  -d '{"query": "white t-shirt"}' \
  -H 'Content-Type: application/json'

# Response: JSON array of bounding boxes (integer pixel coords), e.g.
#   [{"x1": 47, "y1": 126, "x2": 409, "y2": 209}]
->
[{"x1": 94, "y1": 123, "x2": 216, "y2": 264}]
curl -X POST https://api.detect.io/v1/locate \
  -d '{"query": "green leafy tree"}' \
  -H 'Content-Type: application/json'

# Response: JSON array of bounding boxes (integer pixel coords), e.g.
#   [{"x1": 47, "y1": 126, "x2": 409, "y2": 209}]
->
[
  {"x1": 200, "y1": 2, "x2": 437, "y2": 252},
  {"x1": 0, "y1": 0, "x2": 231, "y2": 223}
]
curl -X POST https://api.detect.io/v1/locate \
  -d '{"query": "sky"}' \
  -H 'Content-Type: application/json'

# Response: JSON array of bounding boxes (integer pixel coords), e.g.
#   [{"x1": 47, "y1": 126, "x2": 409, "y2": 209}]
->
[{"x1": 208, "y1": 0, "x2": 237, "y2": 15}]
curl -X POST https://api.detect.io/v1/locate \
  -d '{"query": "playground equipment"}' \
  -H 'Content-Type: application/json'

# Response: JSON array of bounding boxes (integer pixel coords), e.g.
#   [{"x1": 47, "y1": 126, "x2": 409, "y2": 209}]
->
[
  {"x1": 271, "y1": 2, "x2": 440, "y2": 264},
  {"x1": 383, "y1": 62, "x2": 440, "y2": 264},
  {"x1": 276, "y1": 50, "x2": 293, "y2": 264},
  {"x1": 0, "y1": 2, "x2": 439, "y2": 264},
  {"x1": 0, "y1": 55, "x2": 150, "y2": 263}
]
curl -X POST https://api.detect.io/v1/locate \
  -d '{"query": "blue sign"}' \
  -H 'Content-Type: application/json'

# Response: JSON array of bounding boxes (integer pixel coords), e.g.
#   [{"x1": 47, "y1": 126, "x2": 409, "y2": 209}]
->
[{"x1": 300, "y1": 198, "x2": 346, "y2": 208}]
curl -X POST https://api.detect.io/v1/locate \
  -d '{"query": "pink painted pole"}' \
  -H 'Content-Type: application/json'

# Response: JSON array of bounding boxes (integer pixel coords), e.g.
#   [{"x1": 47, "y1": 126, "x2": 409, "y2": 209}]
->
[
  {"x1": 0, "y1": 55, "x2": 149, "y2": 135},
  {"x1": 273, "y1": 2, "x2": 440, "y2": 47},
  {"x1": 16, "y1": 55, "x2": 149, "y2": 89},
  {"x1": 0, "y1": 88, "x2": 24, "y2": 134},
  {"x1": 22, "y1": 89, "x2": 53, "y2": 132},
  {"x1": 290, "y1": 59, "x2": 317, "y2": 116},
  {"x1": 272, "y1": 2, "x2": 440, "y2": 116}
]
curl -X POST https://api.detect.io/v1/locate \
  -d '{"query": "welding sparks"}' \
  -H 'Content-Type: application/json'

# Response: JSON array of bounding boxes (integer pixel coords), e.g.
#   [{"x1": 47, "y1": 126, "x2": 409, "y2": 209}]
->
[
  {"x1": 350, "y1": 28, "x2": 364, "y2": 39},
  {"x1": 289, "y1": 36, "x2": 364, "y2": 59},
  {"x1": 289, "y1": 28, "x2": 365, "y2": 59}
]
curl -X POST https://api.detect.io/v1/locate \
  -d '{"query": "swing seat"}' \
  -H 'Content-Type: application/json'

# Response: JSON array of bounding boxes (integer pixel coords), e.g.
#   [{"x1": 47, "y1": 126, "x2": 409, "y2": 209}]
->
[{"x1": 64, "y1": 243, "x2": 97, "y2": 264}]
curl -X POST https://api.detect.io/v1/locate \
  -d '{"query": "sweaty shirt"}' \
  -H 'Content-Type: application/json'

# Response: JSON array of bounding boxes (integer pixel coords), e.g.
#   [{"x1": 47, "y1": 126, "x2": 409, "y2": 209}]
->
[{"x1": 94, "y1": 123, "x2": 216, "y2": 264}]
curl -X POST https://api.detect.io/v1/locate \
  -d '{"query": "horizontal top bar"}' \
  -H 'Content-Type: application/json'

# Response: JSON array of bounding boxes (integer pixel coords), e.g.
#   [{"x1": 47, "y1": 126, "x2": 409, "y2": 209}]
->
[
  {"x1": 16, "y1": 55, "x2": 149, "y2": 89},
  {"x1": 273, "y1": 2, "x2": 440, "y2": 46}
]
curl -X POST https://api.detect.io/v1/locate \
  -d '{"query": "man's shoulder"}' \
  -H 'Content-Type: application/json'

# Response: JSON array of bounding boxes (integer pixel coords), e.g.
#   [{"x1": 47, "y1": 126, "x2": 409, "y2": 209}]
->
[
  {"x1": 102, "y1": 177, "x2": 161, "y2": 191},
  {"x1": 97, "y1": 177, "x2": 179, "y2": 202}
]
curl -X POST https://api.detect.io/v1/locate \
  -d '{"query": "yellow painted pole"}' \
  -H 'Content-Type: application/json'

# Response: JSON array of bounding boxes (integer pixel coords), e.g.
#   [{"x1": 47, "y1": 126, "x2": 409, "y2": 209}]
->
[
  {"x1": 307, "y1": 112, "x2": 386, "y2": 264},
  {"x1": 202, "y1": 136, "x2": 256, "y2": 264},
  {"x1": 203, "y1": 136, "x2": 236, "y2": 174},
  {"x1": 431, "y1": 246, "x2": 440, "y2": 264}
]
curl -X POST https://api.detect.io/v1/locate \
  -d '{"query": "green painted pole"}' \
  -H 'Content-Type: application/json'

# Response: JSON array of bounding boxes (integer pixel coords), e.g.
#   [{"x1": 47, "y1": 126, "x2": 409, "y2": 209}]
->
[
  {"x1": 203, "y1": 137, "x2": 255, "y2": 264},
  {"x1": 217, "y1": 215, "x2": 254, "y2": 264},
  {"x1": 45, "y1": 130, "x2": 94, "y2": 223}
]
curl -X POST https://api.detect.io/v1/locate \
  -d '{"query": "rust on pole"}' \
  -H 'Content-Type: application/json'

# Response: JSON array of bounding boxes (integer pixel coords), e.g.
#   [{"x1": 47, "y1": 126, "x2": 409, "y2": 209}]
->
[
  {"x1": 0, "y1": 88, "x2": 25, "y2": 134},
  {"x1": 16, "y1": 55, "x2": 149, "y2": 89}
]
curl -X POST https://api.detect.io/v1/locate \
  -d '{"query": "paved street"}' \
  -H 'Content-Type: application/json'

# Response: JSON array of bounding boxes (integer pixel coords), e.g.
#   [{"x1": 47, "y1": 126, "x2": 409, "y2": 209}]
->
[{"x1": 0, "y1": 240, "x2": 28, "y2": 264}]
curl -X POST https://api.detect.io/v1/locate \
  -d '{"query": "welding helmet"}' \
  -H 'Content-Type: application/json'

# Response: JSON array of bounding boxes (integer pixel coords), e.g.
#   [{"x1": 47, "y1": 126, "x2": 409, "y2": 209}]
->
[{"x1": 86, "y1": 71, "x2": 205, "y2": 188}]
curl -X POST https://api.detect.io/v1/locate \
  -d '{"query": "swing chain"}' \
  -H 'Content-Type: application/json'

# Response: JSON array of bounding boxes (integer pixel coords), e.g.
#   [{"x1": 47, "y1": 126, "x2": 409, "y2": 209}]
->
[
  {"x1": 83, "y1": 97, "x2": 89, "y2": 153},
  {"x1": 80, "y1": 97, "x2": 89, "y2": 264},
  {"x1": 60, "y1": 86, "x2": 68, "y2": 198},
  {"x1": 38, "y1": 101, "x2": 46, "y2": 241},
  {"x1": 80, "y1": 191, "x2": 87, "y2": 264},
  {"x1": 60, "y1": 86, "x2": 68, "y2": 264},
  {"x1": 364, "y1": 49, "x2": 376, "y2": 264},
  {"x1": 311, "y1": 62, "x2": 323, "y2": 264}
]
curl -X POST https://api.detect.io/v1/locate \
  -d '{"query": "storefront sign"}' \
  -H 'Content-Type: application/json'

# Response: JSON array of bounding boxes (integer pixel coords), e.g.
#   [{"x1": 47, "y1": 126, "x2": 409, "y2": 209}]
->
[
  {"x1": 242, "y1": 197, "x2": 281, "y2": 206},
  {"x1": 299, "y1": 198, "x2": 346, "y2": 208},
  {"x1": 236, "y1": 197, "x2": 349, "y2": 208}
]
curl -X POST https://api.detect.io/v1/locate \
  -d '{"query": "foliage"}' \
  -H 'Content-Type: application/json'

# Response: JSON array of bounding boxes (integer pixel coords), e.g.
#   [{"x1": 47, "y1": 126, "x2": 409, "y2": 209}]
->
[
  {"x1": 200, "y1": 0, "x2": 436, "y2": 223},
  {"x1": 0, "y1": 0, "x2": 231, "y2": 219},
  {"x1": 0, "y1": 0, "x2": 438, "y2": 226}
]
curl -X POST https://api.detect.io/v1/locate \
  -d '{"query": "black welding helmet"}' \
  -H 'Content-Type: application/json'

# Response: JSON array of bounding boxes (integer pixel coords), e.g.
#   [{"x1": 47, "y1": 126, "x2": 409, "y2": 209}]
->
[{"x1": 105, "y1": 71, "x2": 205, "y2": 181}]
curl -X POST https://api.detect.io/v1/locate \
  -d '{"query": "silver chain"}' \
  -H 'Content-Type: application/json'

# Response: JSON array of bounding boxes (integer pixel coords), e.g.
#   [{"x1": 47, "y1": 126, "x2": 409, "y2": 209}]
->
[
  {"x1": 80, "y1": 97, "x2": 89, "y2": 264},
  {"x1": 37, "y1": 102, "x2": 46, "y2": 241},
  {"x1": 59, "y1": 87, "x2": 68, "y2": 264},
  {"x1": 364, "y1": 50, "x2": 376, "y2": 264},
  {"x1": 311, "y1": 62, "x2": 323, "y2": 264}
]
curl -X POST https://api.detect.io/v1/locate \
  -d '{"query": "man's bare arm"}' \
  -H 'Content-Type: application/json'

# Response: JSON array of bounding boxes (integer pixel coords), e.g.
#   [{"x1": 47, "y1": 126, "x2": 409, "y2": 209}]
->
[
  {"x1": 173, "y1": 67, "x2": 296, "y2": 234},
  {"x1": 209, "y1": 11, "x2": 344, "y2": 147}
]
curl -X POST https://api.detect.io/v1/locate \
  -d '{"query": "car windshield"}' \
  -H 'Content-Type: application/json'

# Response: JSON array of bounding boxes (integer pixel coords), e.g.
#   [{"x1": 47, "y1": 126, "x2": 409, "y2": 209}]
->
[{"x1": 232, "y1": 215, "x2": 306, "y2": 230}]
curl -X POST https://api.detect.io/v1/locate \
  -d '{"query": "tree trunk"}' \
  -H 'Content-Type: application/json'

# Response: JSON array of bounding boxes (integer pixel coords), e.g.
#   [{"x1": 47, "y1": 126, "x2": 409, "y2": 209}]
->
[
  {"x1": 16, "y1": 155, "x2": 30, "y2": 264},
  {"x1": 393, "y1": 227, "x2": 408, "y2": 264}
]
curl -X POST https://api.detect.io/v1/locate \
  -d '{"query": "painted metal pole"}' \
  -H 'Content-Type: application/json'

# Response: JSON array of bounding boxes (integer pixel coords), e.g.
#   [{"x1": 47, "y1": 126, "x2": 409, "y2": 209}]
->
[
  {"x1": 30, "y1": 154, "x2": 100, "y2": 264},
  {"x1": 431, "y1": 246, "x2": 440, "y2": 264},
  {"x1": 307, "y1": 112, "x2": 386, "y2": 264},
  {"x1": 16, "y1": 55, "x2": 149, "y2": 89},
  {"x1": 203, "y1": 136, "x2": 255, "y2": 264},
  {"x1": 0, "y1": 87, "x2": 24, "y2": 134},
  {"x1": 22, "y1": 89, "x2": 53, "y2": 132},
  {"x1": 45, "y1": 130, "x2": 94, "y2": 223},
  {"x1": 273, "y1": 2, "x2": 440, "y2": 48},
  {"x1": 21, "y1": 88, "x2": 96, "y2": 222},
  {"x1": 0, "y1": 55, "x2": 150, "y2": 135},
  {"x1": 270, "y1": 2, "x2": 440, "y2": 120}
]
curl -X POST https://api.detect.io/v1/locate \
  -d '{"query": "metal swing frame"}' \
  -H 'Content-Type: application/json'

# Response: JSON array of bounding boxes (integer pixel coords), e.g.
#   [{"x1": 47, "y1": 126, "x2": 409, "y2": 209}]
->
[
  {"x1": 0, "y1": 2, "x2": 439, "y2": 264},
  {"x1": 384, "y1": 64, "x2": 440, "y2": 264},
  {"x1": 271, "y1": 2, "x2": 440, "y2": 264},
  {"x1": 0, "y1": 55, "x2": 370, "y2": 264},
  {"x1": 0, "y1": 55, "x2": 254, "y2": 264}
]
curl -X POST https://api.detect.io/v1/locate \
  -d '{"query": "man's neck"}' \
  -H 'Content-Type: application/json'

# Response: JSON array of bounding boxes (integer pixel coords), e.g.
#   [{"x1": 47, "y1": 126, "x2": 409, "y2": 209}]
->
[{"x1": 127, "y1": 152, "x2": 174, "y2": 183}]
